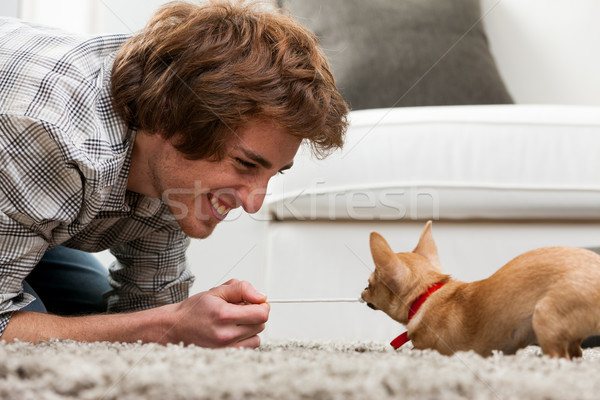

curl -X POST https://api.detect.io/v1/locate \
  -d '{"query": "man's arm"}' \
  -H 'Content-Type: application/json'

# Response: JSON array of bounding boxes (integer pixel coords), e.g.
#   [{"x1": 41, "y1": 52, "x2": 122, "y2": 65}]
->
[{"x1": 1, "y1": 279, "x2": 270, "y2": 348}]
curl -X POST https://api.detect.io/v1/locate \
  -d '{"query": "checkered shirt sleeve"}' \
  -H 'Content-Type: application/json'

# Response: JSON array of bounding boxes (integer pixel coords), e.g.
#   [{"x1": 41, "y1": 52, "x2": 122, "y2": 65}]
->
[{"x1": 0, "y1": 18, "x2": 194, "y2": 336}]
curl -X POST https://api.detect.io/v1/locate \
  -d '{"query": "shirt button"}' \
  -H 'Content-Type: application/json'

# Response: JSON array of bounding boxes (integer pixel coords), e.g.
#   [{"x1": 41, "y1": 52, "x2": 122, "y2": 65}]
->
[{"x1": 136, "y1": 196, "x2": 162, "y2": 216}]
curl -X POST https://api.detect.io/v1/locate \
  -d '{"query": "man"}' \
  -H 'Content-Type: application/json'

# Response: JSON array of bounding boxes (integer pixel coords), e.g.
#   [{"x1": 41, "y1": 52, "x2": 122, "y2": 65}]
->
[{"x1": 0, "y1": 0, "x2": 348, "y2": 347}]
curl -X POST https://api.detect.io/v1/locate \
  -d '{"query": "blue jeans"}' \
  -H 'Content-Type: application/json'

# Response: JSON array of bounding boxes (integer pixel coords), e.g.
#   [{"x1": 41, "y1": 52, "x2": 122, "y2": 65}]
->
[{"x1": 22, "y1": 246, "x2": 111, "y2": 315}]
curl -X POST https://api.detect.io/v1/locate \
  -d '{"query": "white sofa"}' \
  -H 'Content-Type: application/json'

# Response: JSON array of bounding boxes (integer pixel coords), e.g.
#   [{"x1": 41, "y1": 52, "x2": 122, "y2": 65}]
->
[{"x1": 205, "y1": 0, "x2": 600, "y2": 342}]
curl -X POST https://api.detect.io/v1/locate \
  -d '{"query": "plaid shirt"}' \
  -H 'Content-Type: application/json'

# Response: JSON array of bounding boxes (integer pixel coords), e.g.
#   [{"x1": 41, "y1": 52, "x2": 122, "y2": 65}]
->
[{"x1": 0, "y1": 18, "x2": 193, "y2": 335}]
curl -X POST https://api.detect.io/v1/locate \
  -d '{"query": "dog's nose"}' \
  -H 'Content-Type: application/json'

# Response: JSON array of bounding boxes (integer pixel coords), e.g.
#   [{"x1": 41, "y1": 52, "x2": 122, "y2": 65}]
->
[{"x1": 367, "y1": 303, "x2": 377, "y2": 310}]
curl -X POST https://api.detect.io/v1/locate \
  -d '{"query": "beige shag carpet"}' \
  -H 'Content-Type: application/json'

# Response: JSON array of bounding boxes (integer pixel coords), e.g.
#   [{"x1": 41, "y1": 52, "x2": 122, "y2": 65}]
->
[{"x1": 1, "y1": 339, "x2": 600, "y2": 399}]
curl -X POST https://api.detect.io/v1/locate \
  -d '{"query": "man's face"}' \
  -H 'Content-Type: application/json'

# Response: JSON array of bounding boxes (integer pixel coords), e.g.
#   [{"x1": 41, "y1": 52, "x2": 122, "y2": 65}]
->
[{"x1": 148, "y1": 119, "x2": 301, "y2": 238}]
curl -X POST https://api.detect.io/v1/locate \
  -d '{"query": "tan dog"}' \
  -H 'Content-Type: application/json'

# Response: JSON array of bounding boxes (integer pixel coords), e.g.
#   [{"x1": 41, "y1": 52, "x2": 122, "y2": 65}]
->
[{"x1": 361, "y1": 221, "x2": 600, "y2": 359}]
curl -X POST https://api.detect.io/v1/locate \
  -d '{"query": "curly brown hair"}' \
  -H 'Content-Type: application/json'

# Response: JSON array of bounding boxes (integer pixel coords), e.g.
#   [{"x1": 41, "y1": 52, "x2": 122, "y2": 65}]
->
[{"x1": 110, "y1": 0, "x2": 348, "y2": 160}]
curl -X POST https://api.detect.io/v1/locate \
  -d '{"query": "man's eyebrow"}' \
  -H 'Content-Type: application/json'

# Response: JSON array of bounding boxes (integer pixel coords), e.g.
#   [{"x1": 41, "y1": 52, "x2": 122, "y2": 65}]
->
[
  {"x1": 279, "y1": 162, "x2": 294, "y2": 172},
  {"x1": 239, "y1": 147, "x2": 272, "y2": 169},
  {"x1": 238, "y1": 146, "x2": 294, "y2": 172}
]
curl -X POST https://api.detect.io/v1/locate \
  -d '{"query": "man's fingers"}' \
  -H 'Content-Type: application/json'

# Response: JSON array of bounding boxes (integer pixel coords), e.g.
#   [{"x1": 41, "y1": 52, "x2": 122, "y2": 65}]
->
[
  {"x1": 218, "y1": 302, "x2": 270, "y2": 325},
  {"x1": 214, "y1": 323, "x2": 265, "y2": 348},
  {"x1": 232, "y1": 335, "x2": 261, "y2": 349},
  {"x1": 229, "y1": 323, "x2": 264, "y2": 348},
  {"x1": 214, "y1": 280, "x2": 267, "y2": 305},
  {"x1": 195, "y1": 280, "x2": 269, "y2": 349}
]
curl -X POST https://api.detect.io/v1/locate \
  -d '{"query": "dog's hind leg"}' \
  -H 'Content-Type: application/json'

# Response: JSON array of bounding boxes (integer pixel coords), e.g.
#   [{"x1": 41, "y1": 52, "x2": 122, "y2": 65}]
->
[
  {"x1": 568, "y1": 339, "x2": 583, "y2": 359},
  {"x1": 538, "y1": 339, "x2": 569, "y2": 359},
  {"x1": 532, "y1": 300, "x2": 570, "y2": 359}
]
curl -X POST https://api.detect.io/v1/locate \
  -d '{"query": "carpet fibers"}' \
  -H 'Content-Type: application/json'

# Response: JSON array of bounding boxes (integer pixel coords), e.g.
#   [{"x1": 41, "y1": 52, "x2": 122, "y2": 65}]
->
[{"x1": 1, "y1": 339, "x2": 600, "y2": 399}]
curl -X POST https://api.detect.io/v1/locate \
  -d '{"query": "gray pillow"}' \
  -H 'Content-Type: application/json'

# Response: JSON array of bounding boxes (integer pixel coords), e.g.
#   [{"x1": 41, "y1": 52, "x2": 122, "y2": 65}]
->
[{"x1": 279, "y1": 0, "x2": 513, "y2": 110}]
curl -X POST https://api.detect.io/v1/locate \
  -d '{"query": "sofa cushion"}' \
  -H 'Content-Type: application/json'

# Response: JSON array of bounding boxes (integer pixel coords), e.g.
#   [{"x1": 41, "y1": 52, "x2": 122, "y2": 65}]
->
[
  {"x1": 279, "y1": 0, "x2": 513, "y2": 110},
  {"x1": 266, "y1": 105, "x2": 600, "y2": 221}
]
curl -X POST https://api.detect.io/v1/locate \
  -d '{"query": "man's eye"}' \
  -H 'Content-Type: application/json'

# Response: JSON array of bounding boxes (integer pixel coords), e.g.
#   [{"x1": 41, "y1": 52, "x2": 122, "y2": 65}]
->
[{"x1": 235, "y1": 158, "x2": 257, "y2": 169}]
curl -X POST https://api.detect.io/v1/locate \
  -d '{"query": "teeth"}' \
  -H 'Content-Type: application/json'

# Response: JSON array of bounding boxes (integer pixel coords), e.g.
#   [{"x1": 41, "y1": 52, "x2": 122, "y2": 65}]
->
[{"x1": 209, "y1": 195, "x2": 231, "y2": 217}]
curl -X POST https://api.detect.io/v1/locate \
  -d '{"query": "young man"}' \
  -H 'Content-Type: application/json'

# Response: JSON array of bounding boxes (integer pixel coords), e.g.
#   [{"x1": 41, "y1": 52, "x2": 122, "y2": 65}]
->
[{"x1": 0, "y1": 1, "x2": 348, "y2": 347}]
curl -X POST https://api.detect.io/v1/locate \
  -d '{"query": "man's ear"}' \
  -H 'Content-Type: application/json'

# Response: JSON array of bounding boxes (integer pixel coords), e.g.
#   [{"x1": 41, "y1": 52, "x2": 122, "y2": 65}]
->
[{"x1": 413, "y1": 221, "x2": 442, "y2": 271}]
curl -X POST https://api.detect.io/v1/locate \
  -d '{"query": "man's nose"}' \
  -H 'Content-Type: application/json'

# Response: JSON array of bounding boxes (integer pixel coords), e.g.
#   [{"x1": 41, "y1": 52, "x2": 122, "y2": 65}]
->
[{"x1": 239, "y1": 181, "x2": 268, "y2": 214}]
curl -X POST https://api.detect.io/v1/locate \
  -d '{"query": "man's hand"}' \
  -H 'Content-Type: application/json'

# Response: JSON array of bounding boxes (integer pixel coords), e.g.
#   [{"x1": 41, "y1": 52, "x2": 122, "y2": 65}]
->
[
  {"x1": 1, "y1": 279, "x2": 269, "y2": 348},
  {"x1": 163, "y1": 279, "x2": 270, "y2": 348}
]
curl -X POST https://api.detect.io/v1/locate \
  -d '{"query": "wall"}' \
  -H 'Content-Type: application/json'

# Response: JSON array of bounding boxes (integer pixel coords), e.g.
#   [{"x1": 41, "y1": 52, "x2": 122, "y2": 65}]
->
[
  {"x1": 0, "y1": 0, "x2": 19, "y2": 17},
  {"x1": 18, "y1": 0, "x2": 275, "y2": 34},
  {"x1": 18, "y1": 0, "x2": 168, "y2": 34},
  {"x1": 481, "y1": 0, "x2": 600, "y2": 105}
]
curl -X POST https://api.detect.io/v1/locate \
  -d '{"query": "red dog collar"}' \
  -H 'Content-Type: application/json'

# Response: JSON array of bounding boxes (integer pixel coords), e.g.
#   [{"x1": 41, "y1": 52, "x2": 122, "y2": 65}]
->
[{"x1": 391, "y1": 282, "x2": 445, "y2": 349}]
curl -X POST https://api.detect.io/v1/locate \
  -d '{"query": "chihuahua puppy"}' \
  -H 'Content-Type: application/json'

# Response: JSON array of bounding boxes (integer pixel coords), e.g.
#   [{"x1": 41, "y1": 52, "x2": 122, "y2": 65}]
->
[{"x1": 361, "y1": 221, "x2": 600, "y2": 359}]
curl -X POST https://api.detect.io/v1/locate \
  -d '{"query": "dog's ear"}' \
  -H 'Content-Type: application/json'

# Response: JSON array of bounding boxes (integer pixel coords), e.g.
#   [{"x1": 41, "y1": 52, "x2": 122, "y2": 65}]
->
[
  {"x1": 369, "y1": 232, "x2": 405, "y2": 292},
  {"x1": 413, "y1": 221, "x2": 442, "y2": 271},
  {"x1": 370, "y1": 232, "x2": 397, "y2": 269}
]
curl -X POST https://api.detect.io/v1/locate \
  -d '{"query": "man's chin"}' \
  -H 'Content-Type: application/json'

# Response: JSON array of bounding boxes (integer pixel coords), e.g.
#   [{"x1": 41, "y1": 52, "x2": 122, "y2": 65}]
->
[{"x1": 178, "y1": 219, "x2": 219, "y2": 239}]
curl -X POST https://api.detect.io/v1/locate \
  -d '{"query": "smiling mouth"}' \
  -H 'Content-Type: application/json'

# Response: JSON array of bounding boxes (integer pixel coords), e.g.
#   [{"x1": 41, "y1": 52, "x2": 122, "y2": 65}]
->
[{"x1": 208, "y1": 193, "x2": 232, "y2": 220}]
